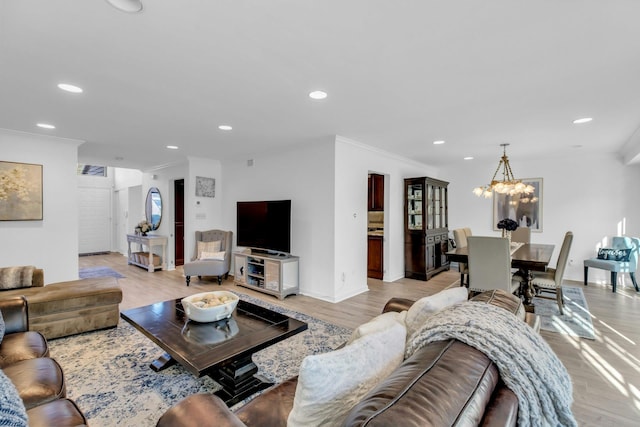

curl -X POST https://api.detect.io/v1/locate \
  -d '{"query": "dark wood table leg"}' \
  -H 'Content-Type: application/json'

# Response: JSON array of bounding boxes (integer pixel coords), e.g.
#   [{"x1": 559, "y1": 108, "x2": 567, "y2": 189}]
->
[
  {"x1": 150, "y1": 353, "x2": 177, "y2": 372},
  {"x1": 211, "y1": 355, "x2": 274, "y2": 407},
  {"x1": 520, "y1": 269, "x2": 536, "y2": 313}
]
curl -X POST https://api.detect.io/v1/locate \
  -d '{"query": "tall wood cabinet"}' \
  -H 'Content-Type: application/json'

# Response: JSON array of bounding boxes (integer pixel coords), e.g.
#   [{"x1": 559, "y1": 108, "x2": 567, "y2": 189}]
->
[{"x1": 404, "y1": 177, "x2": 449, "y2": 280}]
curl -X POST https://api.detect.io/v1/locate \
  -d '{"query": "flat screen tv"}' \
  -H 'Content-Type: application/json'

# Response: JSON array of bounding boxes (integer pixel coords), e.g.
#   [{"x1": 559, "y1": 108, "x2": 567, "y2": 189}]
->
[{"x1": 236, "y1": 200, "x2": 291, "y2": 255}]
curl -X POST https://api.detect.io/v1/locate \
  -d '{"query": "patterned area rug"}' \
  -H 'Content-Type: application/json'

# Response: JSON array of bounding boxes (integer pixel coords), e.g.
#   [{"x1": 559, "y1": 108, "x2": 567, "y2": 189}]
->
[
  {"x1": 78, "y1": 266, "x2": 125, "y2": 279},
  {"x1": 533, "y1": 285, "x2": 595, "y2": 340},
  {"x1": 47, "y1": 293, "x2": 351, "y2": 427}
]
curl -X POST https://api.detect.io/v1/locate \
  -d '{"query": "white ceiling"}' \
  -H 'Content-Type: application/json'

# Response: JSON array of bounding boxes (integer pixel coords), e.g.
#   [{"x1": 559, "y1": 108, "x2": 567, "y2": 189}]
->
[{"x1": 2, "y1": 0, "x2": 640, "y2": 170}]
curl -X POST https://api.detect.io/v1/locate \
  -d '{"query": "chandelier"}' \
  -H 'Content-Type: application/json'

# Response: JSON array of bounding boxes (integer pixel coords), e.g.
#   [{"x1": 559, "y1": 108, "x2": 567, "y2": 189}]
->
[{"x1": 472, "y1": 143, "x2": 534, "y2": 198}]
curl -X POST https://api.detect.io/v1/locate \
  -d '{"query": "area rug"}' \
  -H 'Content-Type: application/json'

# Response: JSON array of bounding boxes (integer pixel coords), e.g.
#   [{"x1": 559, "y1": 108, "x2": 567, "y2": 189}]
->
[
  {"x1": 533, "y1": 285, "x2": 595, "y2": 340},
  {"x1": 78, "y1": 266, "x2": 124, "y2": 279},
  {"x1": 47, "y1": 293, "x2": 351, "y2": 427}
]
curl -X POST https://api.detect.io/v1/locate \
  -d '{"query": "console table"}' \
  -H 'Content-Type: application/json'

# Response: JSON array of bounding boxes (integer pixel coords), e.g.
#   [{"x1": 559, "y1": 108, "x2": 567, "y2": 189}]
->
[{"x1": 127, "y1": 234, "x2": 168, "y2": 272}]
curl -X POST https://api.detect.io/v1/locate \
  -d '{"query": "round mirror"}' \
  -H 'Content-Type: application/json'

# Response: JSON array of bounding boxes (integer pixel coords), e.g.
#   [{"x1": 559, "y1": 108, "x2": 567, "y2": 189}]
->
[{"x1": 145, "y1": 187, "x2": 162, "y2": 231}]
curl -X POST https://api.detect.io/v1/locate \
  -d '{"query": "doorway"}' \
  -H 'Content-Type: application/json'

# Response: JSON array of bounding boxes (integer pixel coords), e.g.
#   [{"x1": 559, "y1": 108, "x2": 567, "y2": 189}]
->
[
  {"x1": 174, "y1": 179, "x2": 185, "y2": 266},
  {"x1": 367, "y1": 173, "x2": 385, "y2": 279}
]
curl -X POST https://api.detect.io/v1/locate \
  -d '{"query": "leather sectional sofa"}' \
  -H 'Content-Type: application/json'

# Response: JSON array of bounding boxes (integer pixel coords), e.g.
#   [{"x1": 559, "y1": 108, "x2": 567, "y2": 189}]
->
[
  {"x1": 0, "y1": 268, "x2": 122, "y2": 339},
  {"x1": 157, "y1": 289, "x2": 541, "y2": 427},
  {"x1": 0, "y1": 296, "x2": 87, "y2": 426}
]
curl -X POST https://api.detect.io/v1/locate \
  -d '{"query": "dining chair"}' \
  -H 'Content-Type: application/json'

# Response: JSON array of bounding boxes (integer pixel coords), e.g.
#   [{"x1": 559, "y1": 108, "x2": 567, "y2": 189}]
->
[
  {"x1": 583, "y1": 236, "x2": 640, "y2": 293},
  {"x1": 510, "y1": 227, "x2": 531, "y2": 244},
  {"x1": 467, "y1": 236, "x2": 520, "y2": 295},
  {"x1": 453, "y1": 228, "x2": 472, "y2": 286},
  {"x1": 531, "y1": 231, "x2": 573, "y2": 314}
]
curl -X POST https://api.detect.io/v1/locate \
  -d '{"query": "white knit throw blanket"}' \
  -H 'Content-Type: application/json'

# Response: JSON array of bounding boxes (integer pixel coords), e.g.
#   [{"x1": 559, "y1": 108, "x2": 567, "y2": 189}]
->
[{"x1": 405, "y1": 301, "x2": 577, "y2": 427}]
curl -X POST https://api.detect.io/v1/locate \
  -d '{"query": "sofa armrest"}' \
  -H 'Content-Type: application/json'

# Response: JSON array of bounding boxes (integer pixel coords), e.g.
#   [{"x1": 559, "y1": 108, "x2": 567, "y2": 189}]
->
[
  {"x1": 382, "y1": 297, "x2": 415, "y2": 314},
  {"x1": 156, "y1": 394, "x2": 247, "y2": 427},
  {"x1": 0, "y1": 296, "x2": 29, "y2": 334}
]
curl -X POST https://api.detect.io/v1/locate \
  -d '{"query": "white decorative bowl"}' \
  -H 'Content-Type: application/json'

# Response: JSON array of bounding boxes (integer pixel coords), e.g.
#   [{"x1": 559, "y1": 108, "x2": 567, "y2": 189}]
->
[{"x1": 181, "y1": 291, "x2": 239, "y2": 323}]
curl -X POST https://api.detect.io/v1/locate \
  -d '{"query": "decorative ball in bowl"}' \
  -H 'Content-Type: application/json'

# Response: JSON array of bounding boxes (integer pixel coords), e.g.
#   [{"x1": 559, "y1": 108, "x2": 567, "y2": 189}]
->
[{"x1": 181, "y1": 291, "x2": 239, "y2": 323}]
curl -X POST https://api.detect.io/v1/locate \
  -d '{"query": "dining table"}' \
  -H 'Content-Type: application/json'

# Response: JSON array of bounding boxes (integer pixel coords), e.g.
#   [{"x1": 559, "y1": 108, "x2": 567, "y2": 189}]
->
[{"x1": 445, "y1": 242, "x2": 556, "y2": 311}]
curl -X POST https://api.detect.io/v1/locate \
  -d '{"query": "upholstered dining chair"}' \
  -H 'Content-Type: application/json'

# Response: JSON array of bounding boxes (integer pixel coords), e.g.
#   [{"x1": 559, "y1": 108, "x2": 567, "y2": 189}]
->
[
  {"x1": 531, "y1": 231, "x2": 573, "y2": 315},
  {"x1": 453, "y1": 228, "x2": 472, "y2": 286},
  {"x1": 183, "y1": 229, "x2": 232, "y2": 286},
  {"x1": 467, "y1": 236, "x2": 520, "y2": 295},
  {"x1": 510, "y1": 227, "x2": 531, "y2": 244},
  {"x1": 584, "y1": 236, "x2": 640, "y2": 293}
]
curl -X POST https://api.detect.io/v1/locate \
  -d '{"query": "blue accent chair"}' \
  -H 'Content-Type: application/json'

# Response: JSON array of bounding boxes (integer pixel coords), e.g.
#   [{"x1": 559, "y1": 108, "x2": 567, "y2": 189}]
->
[{"x1": 583, "y1": 236, "x2": 640, "y2": 293}]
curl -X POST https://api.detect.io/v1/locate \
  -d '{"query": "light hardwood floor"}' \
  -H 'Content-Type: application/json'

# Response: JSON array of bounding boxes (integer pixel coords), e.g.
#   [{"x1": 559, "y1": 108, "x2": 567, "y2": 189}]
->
[{"x1": 79, "y1": 253, "x2": 640, "y2": 426}]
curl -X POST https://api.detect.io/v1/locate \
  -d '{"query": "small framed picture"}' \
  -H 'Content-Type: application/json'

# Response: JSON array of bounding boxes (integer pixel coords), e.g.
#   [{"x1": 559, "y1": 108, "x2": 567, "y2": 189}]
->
[{"x1": 195, "y1": 176, "x2": 215, "y2": 198}]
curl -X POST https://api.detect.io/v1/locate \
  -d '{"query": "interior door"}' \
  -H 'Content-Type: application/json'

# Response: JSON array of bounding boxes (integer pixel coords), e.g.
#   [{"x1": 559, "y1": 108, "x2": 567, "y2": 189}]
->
[{"x1": 174, "y1": 179, "x2": 185, "y2": 266}]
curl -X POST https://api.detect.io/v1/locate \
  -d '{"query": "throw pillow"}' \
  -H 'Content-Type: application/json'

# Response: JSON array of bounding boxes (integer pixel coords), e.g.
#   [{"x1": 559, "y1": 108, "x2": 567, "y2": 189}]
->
[
  {"x1": 347, "y1": 310, "x2": 407, "y2": 345},
  {"x1": 597, "y1": 248, "x2": 631, "y2": 262},
  {"x1": 287, "y1": 321, "x2": 406, "y2": 427},
  {"x1": 0, "y1": 266, "x2": 35, "y2": 290},
  {"x1": 405, "y1": 286, "x2": 469, "y2": 338},
  {"x1": 0, "y1": 369, "x2": 28, "y2": 426},
  {"x1": 200, "y1": 251, "x2": 225, "y2": 261},
  {"x1": 0, "y1": 310, "x2": 4, "y2": 345},
  {"x1": 197, "y1": 241, "x2": 221, "y2": 260}
]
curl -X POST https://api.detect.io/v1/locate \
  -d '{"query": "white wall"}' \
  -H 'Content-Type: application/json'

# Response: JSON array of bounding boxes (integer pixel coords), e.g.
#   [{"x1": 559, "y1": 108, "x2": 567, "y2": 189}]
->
[
  {"x1": 446, "y1": 151, "x2": 639, "y2": 284},
  {"x1": 0, "y1": 129, "x2": 82, "y2": 283},
  {"x1": 222, "y1": 139, "x2": 337, "y2": 301},
  {"x1": 333, "y1": 137, "x2": 441, "y2": 301},
  {"x1": 185, "y1": 157, "x2": 223, "y2": 261}
]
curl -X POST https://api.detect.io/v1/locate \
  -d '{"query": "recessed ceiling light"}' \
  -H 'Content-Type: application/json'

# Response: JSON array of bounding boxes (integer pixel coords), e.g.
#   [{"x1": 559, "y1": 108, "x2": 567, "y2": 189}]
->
[
  {"x1": 464, "y1": 156, "x2": 474, "y2": 160},
  {"x1": 105, "y1": 0, "x2": 143, "y2": 13},
  {"x1": 573, "y1": 117, "x2": 593, "y2": 124},
  {"x1": 309, "y1": 90, "x2": 328, "y2": 100},
  {"x1": 433, "y1": 140, "x2": 445, "y2": 145},
  {"x1": 57, "y1": 83, "x2": 83, "y2": 93},
  {"x1": 37, "y1": 123, "x2": 56, "y2": 129},
  {"x1": 218, "y1": 125, "x2": 233, "y2": 131},
  {"x1": 166, "y1": 145, "x2": 179, "y2": 150}
]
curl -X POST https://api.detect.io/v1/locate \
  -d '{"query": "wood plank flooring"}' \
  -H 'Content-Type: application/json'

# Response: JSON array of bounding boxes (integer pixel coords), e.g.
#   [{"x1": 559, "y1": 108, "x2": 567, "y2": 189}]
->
[{"x1": 79, "y1": 253, "x2": 640, "y2": 426}]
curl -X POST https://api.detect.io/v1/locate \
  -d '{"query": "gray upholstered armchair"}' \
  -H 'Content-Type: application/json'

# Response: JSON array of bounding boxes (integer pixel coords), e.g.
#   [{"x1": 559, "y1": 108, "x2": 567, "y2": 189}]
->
[
  {"x1": 584, "y1": 236, "x2": 640, "y2": 293},
  {"x1": 183, "y1": 230, "x2": 233, "y2": 286}
]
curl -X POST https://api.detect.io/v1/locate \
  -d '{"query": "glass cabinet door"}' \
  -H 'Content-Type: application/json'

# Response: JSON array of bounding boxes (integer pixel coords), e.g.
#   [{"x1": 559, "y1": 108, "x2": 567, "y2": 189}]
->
[{"x1": 407, "y1": 183, "x2": 423, "y2": 230}]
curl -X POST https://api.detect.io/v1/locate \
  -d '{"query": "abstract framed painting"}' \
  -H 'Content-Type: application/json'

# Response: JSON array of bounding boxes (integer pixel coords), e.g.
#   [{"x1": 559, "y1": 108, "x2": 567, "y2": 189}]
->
[
  {"x1": 0, "y1": 161, "x2": 43, "y2": 221},
  {"x1": 493, "y1": 177, "x2": 543, "y2": 232},
  {"x1": 195, "y1": 176, "x2": 215, "y2": 198}
]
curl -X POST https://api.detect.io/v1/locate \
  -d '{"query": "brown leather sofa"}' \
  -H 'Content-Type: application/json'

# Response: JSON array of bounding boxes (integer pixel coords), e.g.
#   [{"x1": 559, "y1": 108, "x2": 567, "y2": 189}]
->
[
  {"x1": 157, "y1": 290, "x2": 540, "y2": 427},
  {"x1": 0, "y1": 296, "x2": 87, "y2": 426},
  {"x1": 0, "y1": 268, "x2": 123, "y2": 339}
]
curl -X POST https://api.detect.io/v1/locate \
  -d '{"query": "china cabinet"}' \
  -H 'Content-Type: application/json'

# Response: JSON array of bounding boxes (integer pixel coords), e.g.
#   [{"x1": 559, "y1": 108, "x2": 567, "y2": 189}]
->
[{"x1": 404, "y1": 177, "x2": 449, "y2": 280}]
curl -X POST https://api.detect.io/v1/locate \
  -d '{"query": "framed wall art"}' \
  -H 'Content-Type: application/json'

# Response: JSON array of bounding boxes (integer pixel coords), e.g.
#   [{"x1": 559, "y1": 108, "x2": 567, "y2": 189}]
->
[
  {"x1": 195, "y1": 176, "x2": 215, "y2": 198},
  {"x1": 0, "y1": 160, "x2": 43, "y2": 221},
  {"x1": 493, "y1": 177, "x2": 543, "y2": 232}
]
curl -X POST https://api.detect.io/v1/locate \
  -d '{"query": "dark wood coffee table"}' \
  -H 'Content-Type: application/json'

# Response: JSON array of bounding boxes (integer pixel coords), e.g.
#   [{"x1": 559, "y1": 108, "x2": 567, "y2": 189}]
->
[{"x1": 121, "y1": 298, "x2": 307, "y2": 406}]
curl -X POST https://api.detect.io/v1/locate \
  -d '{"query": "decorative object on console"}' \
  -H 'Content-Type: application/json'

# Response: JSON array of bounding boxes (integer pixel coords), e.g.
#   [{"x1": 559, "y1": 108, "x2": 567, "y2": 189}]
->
[
  {"x1": 0, "y1": 160, "x2": 43, "y2": 221},
  {"x1": 136, "y1": 219, "x2": 153, "y2": 236},
  {"x1": 473, "y1": 143, "x2": 535, "y2": 198}
]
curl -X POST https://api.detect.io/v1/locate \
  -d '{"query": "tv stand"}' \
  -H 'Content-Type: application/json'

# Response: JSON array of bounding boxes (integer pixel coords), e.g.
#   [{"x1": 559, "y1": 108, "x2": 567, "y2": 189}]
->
[{"x1": 233, "y1": 252, "x2": 299, "y2": 299}]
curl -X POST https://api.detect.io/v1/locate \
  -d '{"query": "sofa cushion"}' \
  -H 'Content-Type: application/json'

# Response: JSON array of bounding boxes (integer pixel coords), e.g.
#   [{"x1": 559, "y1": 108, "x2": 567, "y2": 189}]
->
[
  {"x1": 287, "y1": 320, "x2": 406, "y2": 427},
  {"x1": 0, "y1": 331, "x2": 50, "y2": 368},
  {"x1": 0, "y1": 266, "x2": 36, "y2": 290},
  {"x1": 0, "y1": 368, "x2": 28, "y2": 426},
  {"x1": 405, "y1": 287, "x2": 468, "y2": 338},
  {"x1": 200, "y1": 251, "x2": 225, "y2": 261},
  {"x1": 26, "y1": 398, "x2": 87, "y2": 427},
  {"x1": 2, "y1": 357, "x2": 66, "y2": 409},
  {"x1": 347, "y1": 310, "x2": 406, "y2": 345},
  {"x1": 197, "y1": 241, "x2": 221, "y2": 259}
]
